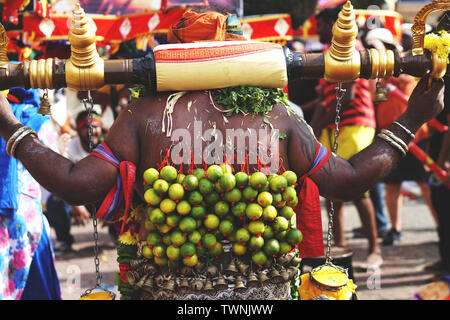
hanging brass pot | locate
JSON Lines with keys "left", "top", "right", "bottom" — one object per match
{"left": 269, "top": 268, "right": 284, "bottom": 284}
{"left": 203, "top": 277, "right": 215, "bottom": 293}
{"left": 136, "top": 273, "right": 149, "bottom": 289}
{"left": 288, "top": 266, "right": 299, "bottom": 280}
{"left": 214, "top": 274, "right": 228, "bottom": 291}
{"left": 233, "top": 275, "right": 247, "bottom": 293}
{"left": 374, "top": 80, "right": 388, "bottom": 104}
{"left": 178, "top": 277, "right": 190, "bottom": 293}
{"left": 164, "top": 278, "right": 176, "bottom": 293}
{"left": 237, "top": 261, "right": 250, "bottom": 275}
{"left": 142, "top": 276, "right": 154, "bottom": 293}
{"left": 142, "top": 263, "right": 157, "bottom": 275}
{"left": 223, "top": 259, "right": 238, "bottom": 276}
{"left": 37, "top": 90, "right": 52, "bottom": 115}
{"left": 246, "top": 271, "right": 259, "bottom": 288}
{"left": 154, "top": 274, "right": 165, "bottom": 288}
{"left": 124, "top": 271, "right": 139, "bottom": 287}
{"left": 280, "top": 267, "right": 290, "bottom": 282}
{"left": 206, "top": 264, "right": 218, "bottom": 278}
{"left": 192, "top": 278, "right": 204, "bottom": 291}
{"left": 258, "top": 271, "right": 270, "bottom": 286}
{"left": 129, "top": 258, "right": 147, "bottom": 271}
{"left": 290, "top": 256, "right": 302, "bottom": 267}
{"left": 194, "top": 260, "right": 204, "bottom": 274}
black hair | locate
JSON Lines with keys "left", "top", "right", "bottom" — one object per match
{"left": 401, "top": 33, "right": 413, "bottom": 52}
{"left": 315, "top": 5, "right": 342, "bottom": 23}
{"left": 189, "top": 4, "right": 230, "bottom": 16}
{"left": 76, "top": 110, "right": 100, "bottom": 124}
{"left": 437, "top": 10, "right": 450, "bottom": 32}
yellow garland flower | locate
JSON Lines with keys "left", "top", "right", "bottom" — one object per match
{"left": 424, "top": 31, "right": 450, "bottom": 63}
{"left": 118, "top": 230, "right": 139, "bottom": 245}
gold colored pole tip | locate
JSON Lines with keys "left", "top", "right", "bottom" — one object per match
{"left": 0, "top": 23, "right": 9, "bottom": 66}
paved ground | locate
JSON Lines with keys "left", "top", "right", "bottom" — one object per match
{"left": 52, "top": 184, "right": 444, "bottom": 300}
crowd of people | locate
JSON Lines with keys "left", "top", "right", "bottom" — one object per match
{"left": 0, "top": 4, "right": 448, "bottom": 300}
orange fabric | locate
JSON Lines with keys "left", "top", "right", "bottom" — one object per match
{"left": 167, "top": 11, "right": 247, "bottom": 43}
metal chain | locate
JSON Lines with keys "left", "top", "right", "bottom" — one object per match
{"left": 325, "top": 83, "right": 346, "bottom": 265}
{"left": 81, "top": 91, "right": 102, "bottom": 289}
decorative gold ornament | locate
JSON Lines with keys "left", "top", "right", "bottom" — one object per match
{"left": 374, "top": 80, "right": 388, "bottom": 104}
{"left": 203, "top": 277, "right": 214, "bottom": 293}
{"left": 247, "top": 271, "right": 259, "bottom": 287}
{"left": 0, "top": 24, "right": 9, "bottom": 68}
{"left": 324, "top": 1, "right": 361, "bottom": 82}
{"left": 233, "top": 275, "right": 247, "bottom": 293}
{"left": 65, "top": 3, "right": 104, "bottom": 90}
{"left": 38, "top": 89, "right": 52, "bottom": 115}
{"left": 214, "top": 274, "right": 228, "bottom": 291}
{"left": 29, "top": 58, "right": 54, "bottom": 89}
{"left": 411, "top": 0, "right": 450, "bottom": 56}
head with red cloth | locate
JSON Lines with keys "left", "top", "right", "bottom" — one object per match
{"left": 75, "top": 109, "right": 103, "bottom": 151}
{"left": 167, "top": 7, "right": 247, "bottom": 44}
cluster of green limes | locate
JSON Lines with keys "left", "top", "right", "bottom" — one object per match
{"left": 141, "top": 163, "right": 303, "bottom": 270}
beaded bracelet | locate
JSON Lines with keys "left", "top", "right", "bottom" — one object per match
{"left": 381, "top": 129, "right": 409, "bottom": 153}
{"left": 392, "top": 121, "right": 415, "bottom": 140}
{"left": 377, "top": 132, "right": 407, "bottom": 157}
{"left": 6, "top": 126, "right": 37, "bottom": 158}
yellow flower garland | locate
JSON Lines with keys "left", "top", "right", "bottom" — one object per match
{"left": 424, "top": 31, "right": 450, "bottom": 64}
{"left": 118, "top": 230, "right": 139, "bottom": 245}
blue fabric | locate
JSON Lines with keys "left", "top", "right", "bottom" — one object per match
{"left": 20, "top": 222, "right": 61, "bottom": 300}
{"left": 0, "top": 88, "right": 48, "bottom": 219}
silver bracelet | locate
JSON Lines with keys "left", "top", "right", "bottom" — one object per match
{"left": 7, "top": 127, "right": 37, "bottom": 158}
{"left": 381, "top": 129, "right": 409, "bottom": 153}
{"left": 377, "top": 132, "right": 407, "bottom": 157}
{"left": 6, "top": 126, "right": 28, "bottom": 155}
{"left": 392, "top": 121, "right": 415, "bottom": 140}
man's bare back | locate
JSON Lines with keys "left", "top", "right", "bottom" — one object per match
{"left": 105, "top": 90, "right": 308, "bottom": 202}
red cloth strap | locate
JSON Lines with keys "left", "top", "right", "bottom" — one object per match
{"left": 293, "top": 142, "right": 331, "bottom": 258}
{"left": 293, "top": 178, "right": 325, "bottom": 258}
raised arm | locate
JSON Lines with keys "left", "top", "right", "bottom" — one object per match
{"left": 0, "top": 92, "right": 140, "bottom": 206}
{"left": 288, "top": 77, "right": 445, "bottom": 201}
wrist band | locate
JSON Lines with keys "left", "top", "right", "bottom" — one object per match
{"left": 381, "top": 129, "right": 409, "bottom": 153}
{"left": 392, "top": 121, "right": 415, "bottom": 140}
{"left": 6, "top": 126, "right": 28, "bottom": 154}
{"left": 377, "top": 132, "right": 407, "bottom": 157}
{"left": 6, "top": 126, "right": 37, "bottom": 158}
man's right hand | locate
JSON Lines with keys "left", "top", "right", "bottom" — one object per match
{"left": 403, "top": 77, "right": 445, "bottom": 132}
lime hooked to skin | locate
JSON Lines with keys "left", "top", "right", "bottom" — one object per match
{"left": 160, "top": 165, "right": 178, "bottom": 183}
{"left": 250, "top": 172, "right": 268, "bottom": 190}
{"left": 153, "top": 179, "right": 169, "bottom": 194}
{"left": 183, "top": 175, "right": 199, "bottom": 191}
{"left": 143, "top": 168, "right": 159, "bottom": 185}
{"left": 206, "top": 164, "right": 223, "bottom": 182}
{"left": 168, "top": 183, "right": 184, "bottom": 200}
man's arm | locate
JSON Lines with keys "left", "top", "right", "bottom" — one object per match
{"left": 288, "top": 77, "right": 445, "bottom": 201}
{"left": 0, "top": 92, "right": 141, "bottom": 206}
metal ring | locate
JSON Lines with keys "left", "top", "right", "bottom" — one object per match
{"left": 45, "top": 58, "right": 53, "bottom": 89}
{"left": 36, "top": 59, "right": 46, "bottom": 89}
{"left": 369, "top": 48, "right": 379, "bottom": 78}
{"left": 385, "top": 50, "right": 395, "bottom": 77}
{"left": 377, "top": 49, "right": 387, "bottom": 78}
{"left": 28, "top": 60, "right": 37, "bottom": 89}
